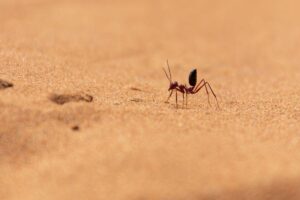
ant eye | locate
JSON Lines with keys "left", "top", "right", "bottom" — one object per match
{"left": 189, "top": 69, "right": 197, "bottom": 86}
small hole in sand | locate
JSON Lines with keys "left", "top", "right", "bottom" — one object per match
{"left": 71, "top": 125, "right": 80, "bottom": 131}
{"left": 0, "top": 79, "right": 13, "bottom": 90}
{"left": 50, "top": 93, "right": 93, "bottom": 105}
{"left": 130, "top": 98, "right": 143, "bottom": 102}
{"left": 130, "top": 87, "right": 142, "bottom": 92}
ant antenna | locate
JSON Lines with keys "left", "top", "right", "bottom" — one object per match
{"left": 162, "top": 67, "right": 171, "bottom": 83}
{"left": 166, "top": 60, "right": 172, "bottom": 81}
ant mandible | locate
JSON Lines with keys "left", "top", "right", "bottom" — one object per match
{"left": 163, "top": 60, "right": 220, "bottom": 108}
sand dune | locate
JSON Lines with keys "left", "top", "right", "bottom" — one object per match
{"left": 1, "top": 0, "right": 300, "bottom": 199}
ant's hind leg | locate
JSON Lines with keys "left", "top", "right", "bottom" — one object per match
{"left": 194, "top": 79, "right": 206, "bottom": 92}
{"left": 193, "top": 81, "right": 212, "bottom": 107}
{"left": 204, "top": 83, "right": 211, "bottom": 107}
{"left": 206, "top": 82, "right": 220, "bottom": 109}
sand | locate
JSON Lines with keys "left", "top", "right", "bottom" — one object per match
{"left": 1, "top": 0, "right": 300, "bottom": 199}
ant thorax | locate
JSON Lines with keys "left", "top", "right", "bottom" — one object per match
{"left": 169, "top": 81, "right": 178, "bottom": 90}
{"left": 177, "top": 84, "right": 186, "bottom": 93}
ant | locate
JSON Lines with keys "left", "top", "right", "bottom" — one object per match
{"left": 163, "top": 60, "right": 219, "bottom": 108}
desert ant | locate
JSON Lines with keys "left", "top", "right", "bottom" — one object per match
{"left": 163, "top": 60, "right": 219, "bottom": 108}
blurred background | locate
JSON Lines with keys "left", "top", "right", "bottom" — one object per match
{"left": 1, "top": 0, "right": 300, "bottom": 93}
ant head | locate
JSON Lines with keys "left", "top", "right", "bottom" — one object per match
{"left": 163, "top": 60, "right": 179, "bottom": 91}
{"left": 168, "top": 81, "right": 178, "bottom": 91}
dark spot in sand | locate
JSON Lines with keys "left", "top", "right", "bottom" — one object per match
{"left": 228, "top": 100, "right": 238, "bottom": 105}
{"left": 227, "top": 100, "right": 239, "bottom": 107}
{"left": 71, "top": 125, "right": 80, "bottom": 131}
{"left": 130, "top": 87, "right": 142, "bottom": 92}
{"left": 130, "top": 98, "right": 143, "bottom": 102}
{"left": 0, "top": 79, "right": 13, "bottom": 90}
{"left": 50, "top": 93, "right": 93, "bottom": 105}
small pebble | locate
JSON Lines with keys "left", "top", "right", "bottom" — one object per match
{"left": 72, "top": 125, "right": 80, "bottom": 131}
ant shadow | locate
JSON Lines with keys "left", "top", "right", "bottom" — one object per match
{"left": 165, "top": 101, "right": 218, "bottom": 110}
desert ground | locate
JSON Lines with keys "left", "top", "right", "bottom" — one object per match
{"left": 1, "top": 0, "right": 300, "bottom": 199}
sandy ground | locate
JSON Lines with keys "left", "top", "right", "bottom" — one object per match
{"left": 1, "top": 0, "right": 300, "bottom": 199}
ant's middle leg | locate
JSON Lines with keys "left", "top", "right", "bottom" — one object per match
{"left": 186, "top": 93, "right": 188, "bottom": 107}
{"left": 182, "top": 92, "right": 185, "bottom": 107}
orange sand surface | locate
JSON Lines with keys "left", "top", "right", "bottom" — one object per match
{"left": 1, "top": 0, "right": 300, "bottom": 199}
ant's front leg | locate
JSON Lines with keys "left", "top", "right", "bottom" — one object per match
{"left": 175, "top": 86, "right": 186, "bottom": 109}
{"left": 165, "top": 90, "right": 173, "bottom": 103}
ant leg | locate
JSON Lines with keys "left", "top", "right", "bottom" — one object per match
{"left": 193, "top": 81, "right": 206, "bottom": 93}
{"left": 186, "top": 93, "right": 188, "bottom": 107}
{"left": 194, "top": 79, "right": 206, "bottom": 92}
{"left": 193, "top": 80, "right": 212, "bottom": 107}
{"left": 205, "top": 82, "right": 220, "bottom": 109}
{"left": 193, "top": 81, "right": 211, "bottom": 107}
{"left": 182, "top": 92, "right": 185, "bottom": 107}
{"left": 204, "top": 83, "right": 211, "bottom": 107}
{"left": 165, "top": 90, "right": 173, "bottom": 103}
{"left": 192, "top": 79, "right": 219, "bottom": 108}
{"left": 175, "top": 90, "right": 178, "bottom": 108}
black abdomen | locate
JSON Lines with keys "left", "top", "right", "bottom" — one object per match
{"left": 189, "top": 69, "right": 197, "bottom": 86}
